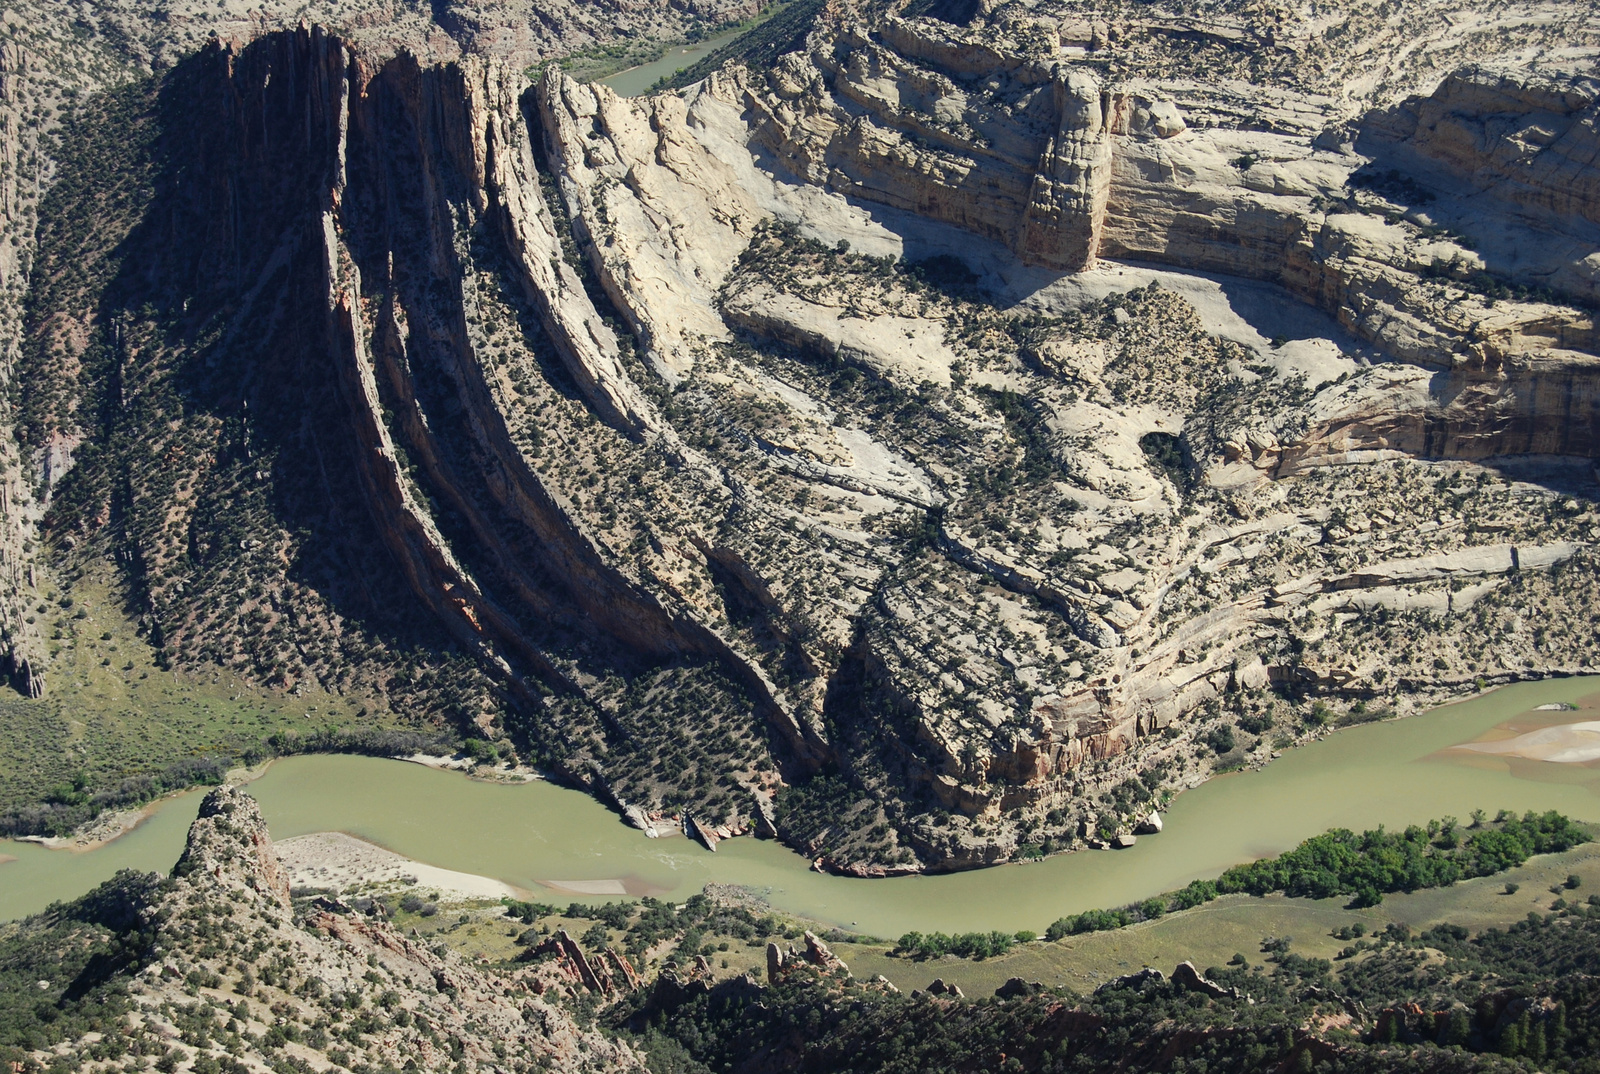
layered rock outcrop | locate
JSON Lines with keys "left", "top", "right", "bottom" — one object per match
{"left": 13, "top": 2, "right": 1600, "bottom": 874}
{"left": 509, "top": 1, "right": 1600, "bottom": 868}
{"left": 1369, "top": 63, "right": 1600, "bottom": 229}
{"left": 0, "top": 0, "right": 773, "bottom": 711}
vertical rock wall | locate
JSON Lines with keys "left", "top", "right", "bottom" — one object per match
{"left": 1017, "top": 70, "right": 1113, "bottom": 270}
{"left": 0, "top": 42, "right": 49, "bottom": 697}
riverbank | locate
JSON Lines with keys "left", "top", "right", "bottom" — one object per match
{"left": 840, "top": 838, "right": 1600, "bottom": 995}
{"left": 0, "top": 569, "right": 442, "bottom": 851}
{"left": 6, "top": 675, "right": 1600, "bottom": 928}
{"left": 4, "top": 750, "right": 528, "bottom": 860}
{"left": 397, "top": 753, "right": 544, "bottom": 783}
{"left": 383, "top": 828, "right": 1600, "bottom": 997}
{"left": 525, "top": 2, "right": 791, "bottom": 96}
{"left": 596, "top": 0, "right": 794, "bottom": 96}
{"left": 14, "top": 796, "right": 171, "bottom": 852}
{"left": 595, "top": 27, "right": 750, "bottom": 96}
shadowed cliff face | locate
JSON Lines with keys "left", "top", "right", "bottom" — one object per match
{"left": 329, "top": 46, "right": 831, "bottom": 775}
{"left": 42, "top": 29, "right": 817, "bottom": 833}
{"left": 0, "top": 0, "right": 801, "bottom": 728}
{"left": 22, "top": 34, "right": 509, "bottom": 729}
{"left": 15, "top": 5, "right": 1600, "bottom": 875}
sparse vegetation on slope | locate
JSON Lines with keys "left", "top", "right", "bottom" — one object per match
{"left": 630, "top": 904, "right": 1600, "bottom": 1074}
{"left": 3, "top": 0, "right": 1600, "bottom": 879}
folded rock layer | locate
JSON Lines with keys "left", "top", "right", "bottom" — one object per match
{"left": 10, "top": 1, "right": 1600, "bottom": 872}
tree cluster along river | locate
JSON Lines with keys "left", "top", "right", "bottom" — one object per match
{"left": 4, "top": 678, "right": 1599, "bottom": 933}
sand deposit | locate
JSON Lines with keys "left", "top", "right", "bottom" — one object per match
{"left": 1452, "top": 722, "right": 1600, "bottom": 764}
{"left": 274, "top": 831, "right": 527, "bottom": 901}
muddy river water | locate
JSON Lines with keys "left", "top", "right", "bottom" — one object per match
{"left": 596, "top": 14, "right": 772, "bottom": 98}
{"left": 5, "top": 677, "right": 1599, "bottom": 933}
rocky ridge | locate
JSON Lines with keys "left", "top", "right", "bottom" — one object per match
{"left": 47, "top": 785, "right": 646, "bottom": 1074}
{"left": 0, "top": 0, "right": 772, "bottom": 704}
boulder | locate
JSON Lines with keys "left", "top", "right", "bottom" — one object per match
{"left": 1235, "top": 656, "right": 1270, "bottom": 692}
{"left": 687, "top": 814, "right": 721, "bottom": 851}
{"left": 802, "top": 930, "right": 848, "bottom": 974}
{"left": 1172, "top": 961, "right": 1237, "bottom": 998}
{"left": 752, "top": 791, "right": 778, "bottom": 839}
{"left": 1146, "top": 99, "right": 1187, "bottom": 138}
{"left": 995, "top": 977, "right": 1043, "bottom": 999}
{"left": 766, "top": 941, "right": 785, "bottom": 982}
{"left": 1097, "top": 967, "right": 1166, "bottom": 994}
{"left": 624, "top": 804, "right": 661, "bottom": 839}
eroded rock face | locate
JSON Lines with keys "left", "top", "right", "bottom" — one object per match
{"left": 479, "top": 5, "right": 1600, "bottom": 870}
{"left": 751, "top": 10, "right": 1600, "bottom": 374}
{"left": 1018, "top": 69, "right": 1115, "bottom": 270}
{"left": 0, "top": 0, "right": 766, "bottom": 715}
{"left": 13, "top": 3, "right": 1600, "bottom": 874}
{"left": 1369, "top": 64, "right": 1600, "bottom": 228}
{"left": 172, "top": 785, "right": 294, "bottom": 911}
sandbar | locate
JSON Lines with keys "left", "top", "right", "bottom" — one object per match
{"left": 396, "top": 753, "right": 543, "bottom": 783}
{"left": 275, "top": 831, "right": 528, "bottom": 902}
{"left": 1451, "top": 721, "right": 1600, "bottom": 764}
{"left": 539, "top": 878, "right": 629, "bottom": 895}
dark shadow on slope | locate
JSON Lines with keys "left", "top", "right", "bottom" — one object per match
{"left": 37, "top": 36, "right": 485, "bottom": 715}
{"left": 900, "top": 0, "right": 982, "bottom": 26}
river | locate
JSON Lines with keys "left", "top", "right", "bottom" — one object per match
{"left": 597, "top": 16, "right": 768, "bottom": 97}
{"left": 4, "top": 677, "right": 1599, "bottom": 933}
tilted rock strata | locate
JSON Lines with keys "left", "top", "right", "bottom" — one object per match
{"left": 173, "top": 15, "right": 1600, "bottom": 870}
{"left": 12, "top": 3, "right": 1600, "bottom": 874}
{"left": 159, "top": 28, "right": 830, "bottom": 809}
{"left": 511, "top": 6, "right": 1600, "bottom": 866}
{"left": 0, "top": 0, "right": 772, "bottom": 706}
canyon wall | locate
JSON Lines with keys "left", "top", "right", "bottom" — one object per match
{"left": 521, "top": 6, "right": 1600, "bottom": 867}
{"left": 11, "top": 1, "right": 1600, "bottom": 872}
{"left": 746, "top": 13, "right": 1600, "bottom": 476}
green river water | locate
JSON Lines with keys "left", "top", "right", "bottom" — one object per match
{"left": 5, "top": 677, "right": 1599, "bottom": 933}
{"left": 597, "top": 23, "right": 754, "bottom": 97}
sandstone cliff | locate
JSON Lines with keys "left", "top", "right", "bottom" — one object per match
{"left": 0, "top": 0, "right": 774, "bottom": 707}
{"left": 9, "top": 1, "right": 1600, "bottom": 873}
{"left": 504, "top": 1, "right": 1600, "bottom": 867}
